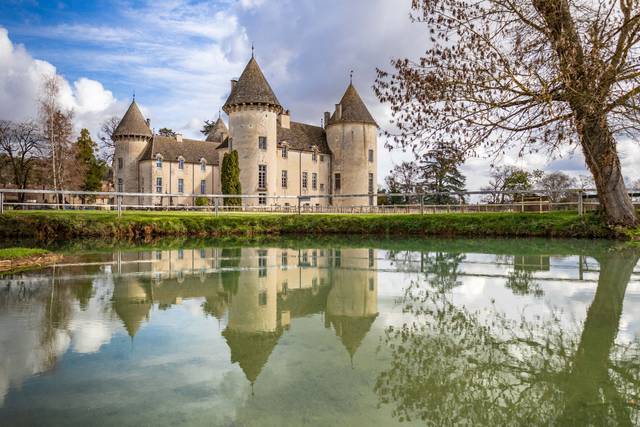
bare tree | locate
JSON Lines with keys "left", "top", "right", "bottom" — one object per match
{"left": 39, "top": 74, "right": 74, "bottom": 202}
{"left": 385, "top": 161, "right": 422, "bottom": 204}
{"left": 98, "top": 116, "right": 120, "bottom": 163}
{"left": 537, "top": 171, "right": 576, "bottom": 202}
{"left": 0, "top": 120, "right": 45, "bottom": 201}
{"left": 375, "top": 0, "right": 640, "bottom": 226}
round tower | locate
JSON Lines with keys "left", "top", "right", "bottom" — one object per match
{"left": 112, "top": 99, "right": 152, "bottom": 201}
{"left": 325, "top": 83, "right": 378, "bottom": 207}
{"left": 222, "top": 57, "right": 282, "bottom": 207}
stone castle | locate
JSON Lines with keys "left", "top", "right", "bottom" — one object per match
{"left": 112, "top": 55, "right": 378, "bottom": 207}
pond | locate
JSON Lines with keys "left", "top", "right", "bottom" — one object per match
{"left": 0, "top": 238, "right": 639, "bottom": 426}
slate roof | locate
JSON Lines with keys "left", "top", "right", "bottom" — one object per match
{"left": 141, "top": 135, "right": 220, "bottom": 165}
{"left": 206, "top": 118, "right": 228, "bottom": 143}
{"left": 113, "top": 100, "right": 152, "bottom": 138}
{"left": 277, "top": 121, "right": 331, "bottom": 154}
{"left": 223, "top": 57, "right": 282, "bottom": 113}
{"left": 327, "top": 83, "right": 377, "bottom": 126}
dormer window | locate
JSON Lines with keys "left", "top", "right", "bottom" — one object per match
{"left": 200, "top": 159, "right": 206, "bottom": 172}
{"left": 178, "top": 157, "right": 185, "bottom": 170}
{"left": 282, "top": 144, "right": 288, "bottom": 158}
{"left": 312, "top": 148, "right": 318, "bottom": 162}
{"left": 156, "top": 155, "right": 163, "bottom": 169}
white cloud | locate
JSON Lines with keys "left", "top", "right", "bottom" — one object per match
{"left": 0, "top": 27, "right": 125, "bottom": 139}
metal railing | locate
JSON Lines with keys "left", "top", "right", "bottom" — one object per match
{"left": 0, "top": 187, "right": 637, "bottom": 217}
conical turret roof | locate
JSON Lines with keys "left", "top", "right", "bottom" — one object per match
{"left": 222, "top": 328, "right": 282, "bottom": 384}
{"left": 327, "top": 314, "right": 378, "bottom": 359}
{"left": 114, "top": 100, "right": 152, "bottom": 138}
{"left": 328, "top": 83, "right": 377, "bottom": 126}
{"left": 206, "top": 117, "right": 228, "bottom": 142}
{"left": 223, "top": 57, "right": 282, "bottom": 113}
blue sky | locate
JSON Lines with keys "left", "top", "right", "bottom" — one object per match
{"left": 0, "top": 0, "right": 638, "bottom": 187}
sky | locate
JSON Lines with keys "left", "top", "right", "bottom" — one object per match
{"left": 0, "top": 0, "right": 639, "bottom": 188}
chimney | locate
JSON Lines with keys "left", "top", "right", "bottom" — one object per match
{"left": 176, "top": 134, "right": 183, "bottom": 142}
{"left": 323, "top": 112, "right": 330, "bottom": 128}
{"left": 279, "top": 110, "right": 290, "bottom": 129}
{"left": 335, "top": 104, "right": 342, "bottom": 121}
{"left": 231, "top": 79, "right": 238, "bottom": 91}
{"left": 146, "top": 118, "right": 151, "bottom": 127}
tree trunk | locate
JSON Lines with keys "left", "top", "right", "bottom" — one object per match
{"left": 577, "top": 114, "right": 638, "bottom": 227}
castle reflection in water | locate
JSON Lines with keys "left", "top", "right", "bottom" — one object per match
{"left": 112, "top": 246, "right": 378, "bottom": 385}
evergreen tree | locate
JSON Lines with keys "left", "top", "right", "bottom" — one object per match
{"left": 75, "top": 128, "right": 106, "bottom": 200}
{"left": 419, "top": 144, "right": 466, "bottom": 204}
{"left": 221, "top": 150, "right": 241, "bottom": 206}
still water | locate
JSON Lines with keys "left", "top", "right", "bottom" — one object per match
{"left": 0, "top": 238, "right": 639, "bottom": 426}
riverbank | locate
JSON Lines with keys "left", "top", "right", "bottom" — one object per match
{"left": 0, "top": 247, "right": 62, "bottom": 273}
{"left": 0, "top": 210, "right": 632, "bottom": 240}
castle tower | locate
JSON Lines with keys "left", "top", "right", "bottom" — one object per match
{"left": 222, "top": 57, "right": 283, "bottom": 206}
{"left": 112, "top": 100, "right": 152, "bottom": 203}
{"left": 325, "top": 83, "right": 378, "bottom": 206}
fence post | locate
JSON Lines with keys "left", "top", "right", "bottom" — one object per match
{"left": 297, "top": 196, "right": 301, "bottom": 215}
{"left": 214, "top": 197, "right": 219, "bottom": 216}
{"left": 420, "top": 195, "right": 424, "bottom": 215}
{"left": 578, "top": 190, "right": 584, "bottom": 217}
{"left": 117, "top": 195, "right": 122, "bottom": 217}
{"left": 0, "top": 192, "right": 3, "bottom": 215}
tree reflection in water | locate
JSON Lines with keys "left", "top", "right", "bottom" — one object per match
{"left": 375, "top": 248, "right": 640, "bottom": 425}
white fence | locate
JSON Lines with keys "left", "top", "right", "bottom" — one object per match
{"left": 0, "top": 187, "right": 637, "bottom": 216}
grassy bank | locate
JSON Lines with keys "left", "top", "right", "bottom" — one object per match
{"left": 0, "top": 247, "right": 62, "bottom": 273}
{"left": 0, "top": 210, "right": 629, "bottom": 240}
{"left": 0, "top": 247, "right": 49, "bottom": 260}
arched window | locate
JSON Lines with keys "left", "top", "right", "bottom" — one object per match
{"left": 156, "top": 155, "right": 163, "bottom": 169}
{"left": 178, "top": 157, "right": 185, "bottom": 170}
{"left": 200, "top": 159, "right": 206, "bottom": 172}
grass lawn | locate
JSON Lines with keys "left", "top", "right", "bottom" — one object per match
{"left": 0, "top": 247, "right": 49, "bottom": 260}
{"left": 1, "top": 209, "right": 629, "bottom": 240}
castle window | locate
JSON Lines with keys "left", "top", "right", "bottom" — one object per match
{"left": 258, "top": 165, "right": 267, "bottom": 190}
{"left": 258, "top": 290, "right": 267, "bottom": 305}
{"left": 258, "top": 136, "right": 267, "bottom": 150}
{"left": 200, "top": 180, "right": 206, "bottom": 194}
{"left": 312, "top": 151, "right": 317, "bottom": 162}
{"left": 312, "top": 173, "right": 317, "bottom": 190}
{"left": 258, "top": 250, "right": 268, "bottom": 277}
{"left": 200, "top": 248, "right": 206, "bottom": 259}
{"left": 258, "top": 192, "right": 267, "bottom": 205}
{"left": 117, "top": 157, "right": 123, "bottom": 170}
{"left": 200, "top": 159, "right": 206, "bottom": 172}
{"left": 282, "top": 145, "right": 288, "bottom": 158}
{"left": 368, "top": 149, "right": 374, "bottom": 163}
{"left": 117, "top": 178, "right": 123, "bottom": 193}
{"left": 334, "top": 173, "right": 341, "bottom": 191}
{"left": 369, "top": 249, "right": 374, "bottom": 267}
{"left": 320, "top": 183, "right": 325, "bottom": 191}
{"left": 368, "top": 173, "right": 374, "bottom": 194}
{"left": 156, "top": 177, "right": 163, "bottom": 193}
{"left": 178, "top": 158, "right": 185, "bottom": 170}
{"left": 320, "top": 155, "right": 324, "bottom": 162}
{"left": 178, "top": 178, "right": 184, "bottom": 193}
{"left": 281, "top": 251, "right": 288, "bottom": 268}
{"left": 281, "top": 170, "right": 288, "bottom": 188}
{"left": 156, "top": 155, "right": 163, "bottom": 169}
{"left": 178, "top": 249, "right": 184, "bottom": 260}
{"left": 302, "top": 172, "right": 308, "bottom": 189}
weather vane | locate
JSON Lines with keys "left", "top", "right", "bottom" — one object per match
{"left": 251, "top": 43, "right": 255, "bottom": 58}
{"left": 350, "top": 70, "right": 354, "bottom": 84}
{"left": 132, "top": 90, "right": 136, "bottom": 100}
